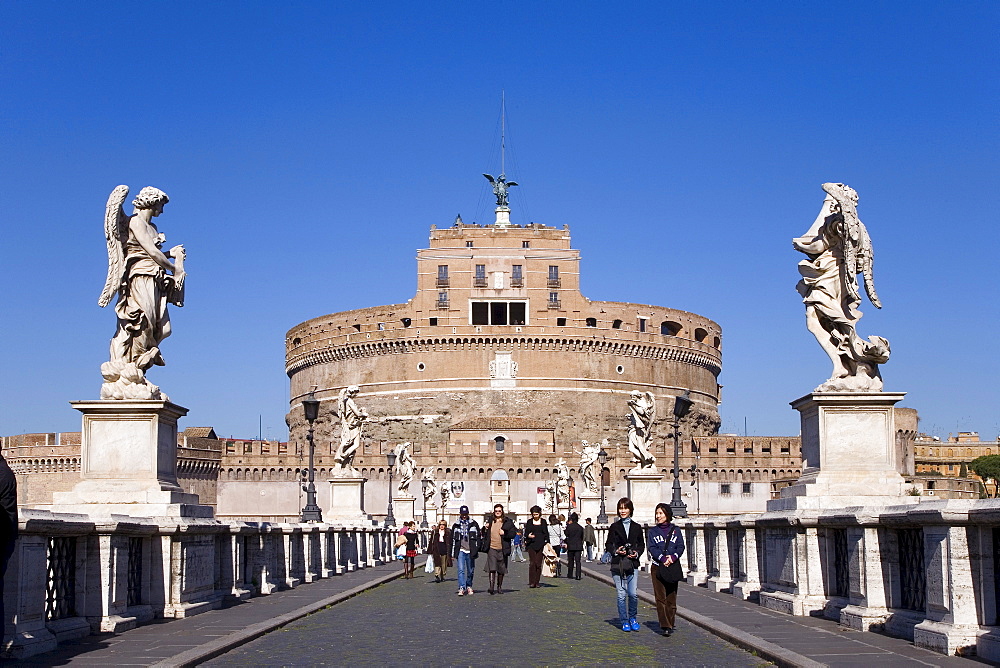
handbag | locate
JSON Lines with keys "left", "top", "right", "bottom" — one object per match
{"left": 657, "top": 559, "right": 684, "bottom": 583}
{"left": 394, "top": 534, "right": 407, "bottom": 549}
{"left": 424, "top": 555, "right": 435, "bottom": 574}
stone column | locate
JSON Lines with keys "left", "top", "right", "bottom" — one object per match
{"left": 685, "top": 523, "right": 709, "bottom": 586}
{"left": 732, "top": 522, "right": 762, "bottom": 601}
{"left": 914, "top": 522, "right": 981, "bottom": 655}
{"left": 706, "top": 522, "right": 734, "bottom": 593}
{"left": 841, "top": 525, "right": 893, "bottom": 630}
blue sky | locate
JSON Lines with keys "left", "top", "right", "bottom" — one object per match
{"left": 1, "top": 2, "right": 997, "bottom": 441}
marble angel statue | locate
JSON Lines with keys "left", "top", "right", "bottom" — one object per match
{"left": 439, "top": 481, "right": 451, "bottom": 509}
{"left": 577, "top": 440, "right": 603, "bottom": 494}
{"left": 555, "top": 459, "right": 572, "bottom": 506}
{"left": 333, "top": 385, "right": 368, "bottom": 473}
{"left": 422, "top": 468, "right": 437, "bottom": 506}
{"left": 626, "top": 391, "right": 656, "bottom": 470}
{"left": 98, "top": 185, "right": 186, "bottom": 400}
{"left": 793, "top": 183, "right": 890, "bottom": 391}
{"left": 393, "top": 442, "right": 415, "bottom": 494}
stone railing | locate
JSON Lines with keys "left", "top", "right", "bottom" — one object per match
{"left": 676, "top": 499, "right": 1000, "bottom": 660}
{"left": 2, "top": 510, "right": 400, "bottom": 659}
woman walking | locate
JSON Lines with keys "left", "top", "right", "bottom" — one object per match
{"left": 481, "top": 503, "right": 516, "bottom": 594}
{"left": 547, "top": 514, "right": 565, "bottom": 577}
{"left": 564, "top": 512, "right": 584, "bottom": 580}
{"left": 523, "top": 506, "right": 549, "bottom": 588}
{"left": 427, "top": 519, "right": 453, "bottom": 582}
{"left": 605, "top": 497, "right": 645, "bottom": 632}
{"left": 648, "top": 502, "right": 686, "bottom": 635}
{"left": 402, "top": 521, "right": 420, "bottom": 578}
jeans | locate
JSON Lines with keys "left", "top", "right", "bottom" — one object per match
{"left": 512, "top": 544, "right": 524, "bottom": 561}
{"left": 457, "top": 551, "right": 475, "bottom": 590}
{"left": 613, "top": 571, "right": 638, "bottom": 623}
{"left": 586, "top": 544, "right": 593, "bottom": 561}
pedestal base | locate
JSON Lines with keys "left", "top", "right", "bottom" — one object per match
{"left": 328, "top": 476, "right": 369, "bottom": 524}
{"left": 767, "top": 391, "right": 915, "bottom": 512}
{"left": 392, "top": 495, "right": 415, "bottom": 524}
{"left": 625, "top": 471, "right": 664, "bottom": 524}
{"left": 51, "top": 400, "right": 213, "bottom": 518}
{"left": 577, "top": 492, "right": 601, "bottom": 522}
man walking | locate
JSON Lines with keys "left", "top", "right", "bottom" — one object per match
{"left": 583, "top": 517, "right": 597, "bottom": 562}
{"left": 451, "top": 505, "right": 480, "bottom": 596}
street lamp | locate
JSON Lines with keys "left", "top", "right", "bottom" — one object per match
{"left": 420, "top": 477, "right": 429, "bottom": 528}
{"left": 300, "top": 391, "right": 323, "bottom": 523}
{"left": 597, "top": 446, "right": 609, "bottom": 525}
{"left": 385, "top": 450, "right": 397, "bottom": 527}
{"left": 670, "top": 390, "right": 694, "bottom": 519}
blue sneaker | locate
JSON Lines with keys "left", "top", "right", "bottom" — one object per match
{"left": 630, "top": 618, "right": 641, "bottom": 632}
{"left": 621, "top": 621, "right": 631, "bottom": 632}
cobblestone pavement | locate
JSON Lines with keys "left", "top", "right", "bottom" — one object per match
{"left": 205, "top": 560, "right": 770, "bottom": 667}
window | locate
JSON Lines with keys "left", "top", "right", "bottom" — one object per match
{"left": 401, "top": 317, "right": 411, "bottom": 327}
{"left": 547, "top": 265, "right": 560, "bottom": 287}
{"left": 511, "top": 264, "right": 523, "bottom": 287}
{"left": 586, "top": 317, "right": 597, "bottom": 327}
{"left": 377, "top": 322, "right": 384, "bottom": 330}
{"left": 522, "top": 241, "right": 530, "bottom": 248}
{"left": 474, "top": 264, "right": 487, "bottom": 287}
{"left": 638, "top": 318, "right": 647, "bottom": 333}
{"left": 437, "top": 265, "right": 449, "bottom": 287}
{"left": 557, "top": 317, "right": 567, "bottom": 326}
{"left": 437, "top": 292, "right": 449, "bottom": 308}
{"left": 428, "top": 317, "right": 438, "bottom": 326}
{"left": 694, "top": 327, "right": 708, "bottom": 342}
{"left": 471, "top": 301, "right": 526, "bottom": 325}
{"left": 548, "top": 292, "right": 560, "bottom": 308}
{"left": 660, "top": 321, "right": 682, "bottom": 336}
{"left": 494, "top": 436, "right": 506, "bottom": 453}
{"left": 720, "top": 483, "right": 731, "bottom": 495}
{"left": 612, "top": 319, "right": 622, "bottom": 329}
{"left": 742, "top": 483, "right": 752, "bottom": 495}
{"left": 466, "top": 241, "right": 473, "bottom": 247}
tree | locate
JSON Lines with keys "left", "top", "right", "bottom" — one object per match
{"left": 969, "top": 455, "right": 1000, "bottom": 497}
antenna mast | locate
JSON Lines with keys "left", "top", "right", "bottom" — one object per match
{"left": 500, "top": 89, "right": 506, "bottom": 176}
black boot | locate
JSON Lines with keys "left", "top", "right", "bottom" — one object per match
{"left": 497, "top": 573, "right": 504, "bottom": 594}
{"left": 488, "top": 572, "right": 496, "bottom": 595}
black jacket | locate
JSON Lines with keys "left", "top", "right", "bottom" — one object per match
{"left": 451, "top": 519, "right": 481, "bottom": 559}
{"left": 605, "top": 517, "right": 645, "bottom": 573}
{"left": 523, "top": 518, "right": 549, "bottom": 551}
{"left": 0, "top": 455, "right": 17, "bottom": 545}
{"left": 480, "top": 516, "right": 517, "bottom": 555}
{"left": 564, "top": 521, "right": 585, "bottom": 551}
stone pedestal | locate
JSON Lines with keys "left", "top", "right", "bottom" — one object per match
{"left": 625, "top": 470, "right": 664, "bottom": 523}
{"left": 392, "top": 495, "right": 415, "bottom": 524}
{"left": 51, "top": 400, "right": 212, "bottom": 518}
{"left": 577, "top": 491, "right": 602, "bottom": 522}
{"left": 768, "top": 392, "right": 917, "bottom": 511}
{"left": 328, "top": 475, "right": 369, "bottom": 524}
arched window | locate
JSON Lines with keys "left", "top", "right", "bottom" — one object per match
{"left": 586, "top": 317, "right": 597, "bottom": 327}
{"left": 660, "top": 321, "right": 682, "bottom": 336}
{"left": 694, "top": 328, "right": 708, "bottom": 342}
{"left": 494, "top": 436, "right": 506, "bottom": 453}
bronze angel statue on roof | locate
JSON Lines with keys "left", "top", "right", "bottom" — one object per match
{"left": 793, "top": 182, "right": 889, "bottom": 392}
{"left": 483, "top": 173, "right": 517, "bottom": 207}
{"left": 98, "top": 185, "right": 186, "bottom": 400}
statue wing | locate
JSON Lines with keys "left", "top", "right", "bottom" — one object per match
{"left": 98, "top": 185, "right": 129, "bottom": 307}
{"left": 644, "top": 392, "right": 656, "bottom": 423}
{"left": 506, "top": 181, "right": 518, "bottom": 187}
{"left": 483, "top": 173, "right": 496, "bottom": 184}
{"left": 856, "top": 222, "right": 882, "bottom": 308}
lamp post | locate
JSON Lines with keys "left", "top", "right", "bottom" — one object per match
{"left": 420, "top": 478, "right": 429, "bottom": 528}
{"left": 385, "top": 450, "right": 397, "bottom": 527}
{"left": 597, "top": 446, "right": 609, "bottom": 525}
{"left": 670, "top": 390, "right": 694, "bottom": 519}
{"left": 300, "top": 391, "right": 323, "bottom": 523}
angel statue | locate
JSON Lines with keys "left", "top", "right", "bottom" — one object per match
{"left": 393, "top": 442, "right": 415, "bottom": 495}
{"left": 98, "top": 185, "right": 186, "bottom": 400}
{"left": 483, "top": 173, "right": 518, "bottom": 208}
{"left": 332, "top": 385, "right": 368, "bottom": 474}
{"left": 793, "top": 183, "right": 890, "bottom": 392}
{"left": 543, "top": 480, "right": 557, "bottom": 514}
{"left": 577, "top": 440, "right": 603, "bottom": 494}
{"left": 626, "top": 390, "right": 656, "bottom": 470}
{"left": 422, "top": 469, "right": 437, "bottom": 506}
{"left": 554, "top": 459, "right": 571, "bottom": 507}
{"left": 439, "top": 481, "right": 451, "bottom": 509}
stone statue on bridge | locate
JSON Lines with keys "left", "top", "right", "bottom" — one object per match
{"left": 99, "top": 185, "right": 186, "bottom": 401}
{"left": 333, "top": 385, "right": 368, "bottom": 474}
{"left": 793, "top": 182, "right": 890, "bottom": 392}
{"left": 626, "top": 391, "right": 656, "bottom": 470}
{"left": 393, "top": 442, "right": 415, "bottom": 494}
{"left": 577, "top": 440, "right": 602, "bottom": 494}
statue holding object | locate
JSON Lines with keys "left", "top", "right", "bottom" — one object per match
{"left": 333, "top": 385, "right": 368, "bottom": 474}
{"left": 99, "top": 185, "right": 186, "bottom": 401}
{"left": 626, "top": 391, "right": 656, "bottom": 470}
{"left": 793, "top": 183, "right": 890, "bottom": 392}
{"left": 393, "top": 442, "right": 415, "bottom": 494}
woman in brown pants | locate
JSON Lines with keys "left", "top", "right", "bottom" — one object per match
{"left": 522, "top": 505, "right": 549, "bottom": 588}
{"left": 646, "top": 502, "right": 686, "bottom": 635}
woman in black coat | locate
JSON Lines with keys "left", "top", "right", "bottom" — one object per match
{"left": 426, "top": 519, "right": 453, "bottom": 582}
{"left": 563, "top": 512, "right": 585, "bottom": 580}
{"left": 481, "top": 503, "right": 517, "bottom": 594}
{"left": 522, "top": 505, "right": 549, "bottom": 588}
{"left": 604, "top": 497, "right": 645, "bottom": 632}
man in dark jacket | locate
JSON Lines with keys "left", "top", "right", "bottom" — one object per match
{"left": 564, "top": 512, "right": 585, "bottom": 579}
{"left": 583, "top": 517, "right": 597, "bottom": 562}
{"left": 451, "top": 505, "right": 480, "bottom": 595}
{"left": 0, "top": 452, "right": 18, "bottom": 631}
